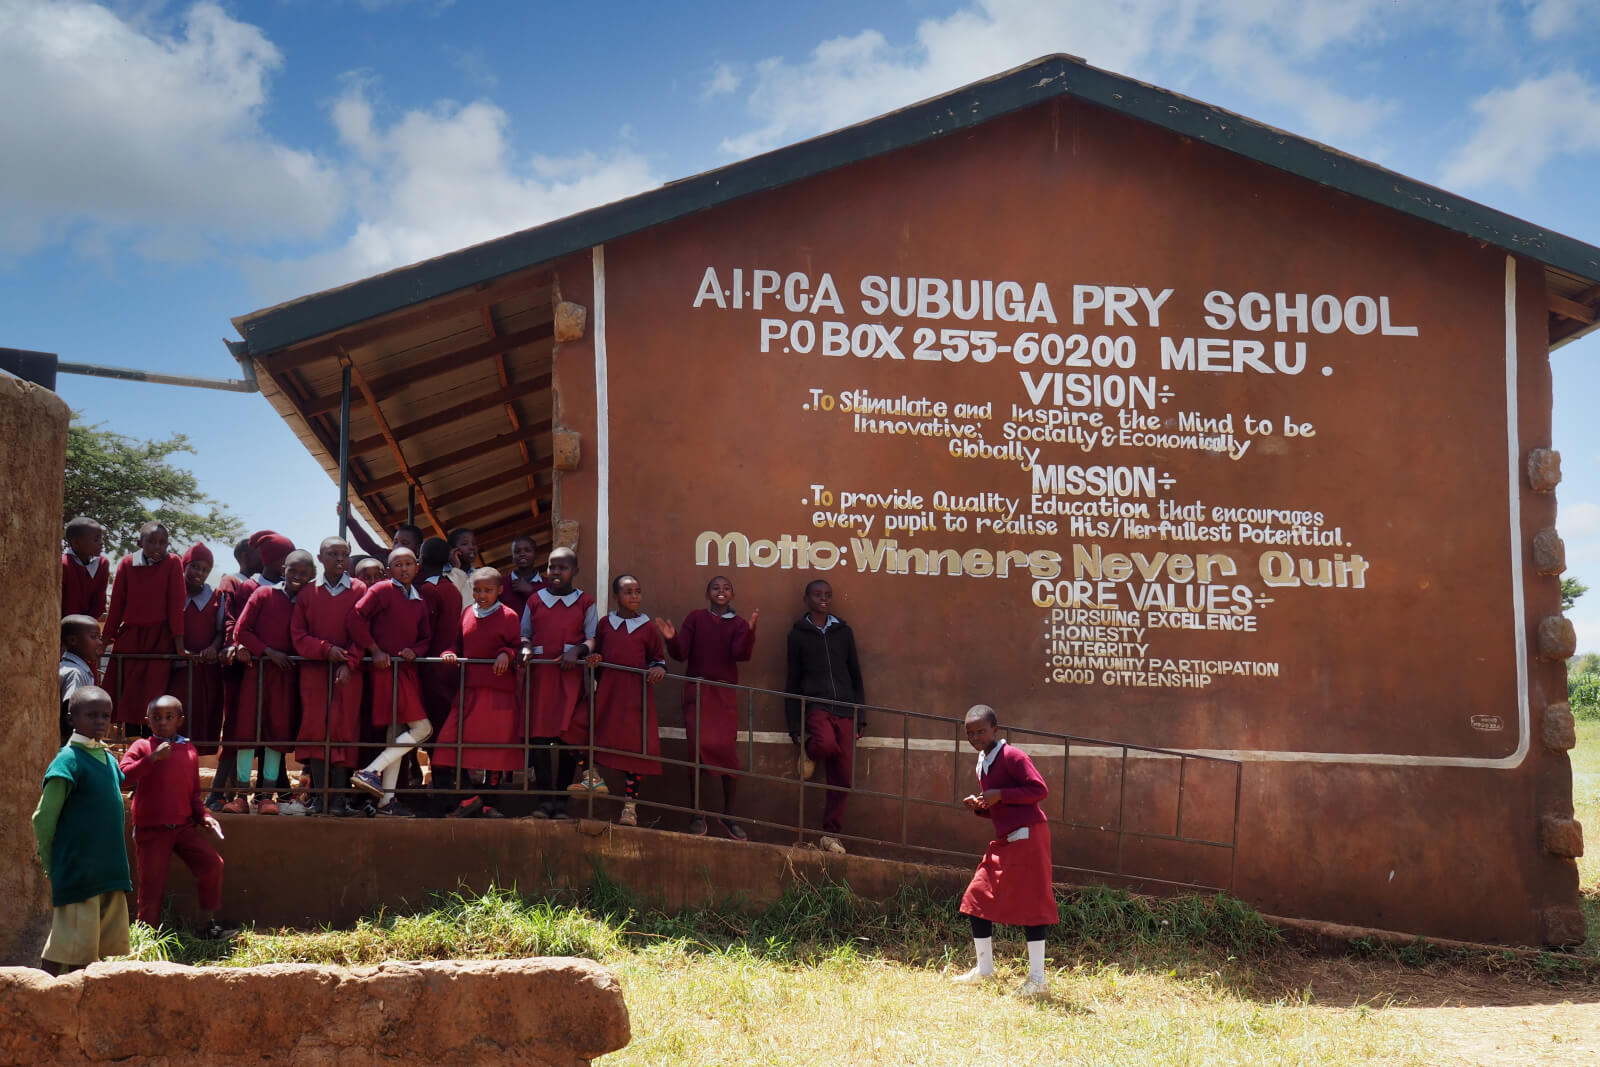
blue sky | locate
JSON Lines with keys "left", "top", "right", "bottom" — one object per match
{"left": 4, "top": 0, "right": 1600, "bottom": 648}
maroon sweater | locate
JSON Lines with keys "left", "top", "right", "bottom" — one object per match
{"left": 236, "top": 584, "right": 298, "bottom": 657}
{"left": 353, "top": 579, "right": 431, "bottom": 656}
{"left": 105, "top": 552, "right": 185, "bottom": 643}
{"left": 973, "top": 742, "right": 1050, "bottom": 838}
{"left": 119, "top": 737, "right": 206, "bottom": 827}
{"left": 291, "top": 579, "right": 368, "bottom": 661}
{"left": 421, "top": 576, "right": 463, "bottom": 658}
{"left": 61, "top": 552, "right": 110, "bottom": 621}
{"left": 666, "top": 609, "right": 755, "bottom": 683}
{"left": 459, "top": 605, "right": 522, "bottom": 692}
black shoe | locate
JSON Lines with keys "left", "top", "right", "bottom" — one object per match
{"left": 197, "top": 921, "right": 240, "bottom": 941}
{"left": 376, "top": 800, "right": 416, "bottom": 818}
{"left": 305, "top": 797, "right": 325, "bottom": 816}
{"left": 204, "top": 795, "right": 224, "bottom": 813}
{"left": 447, "top": 795, "right": 485, "bottom": 819}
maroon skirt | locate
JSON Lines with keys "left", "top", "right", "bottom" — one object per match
{"left": 682, "top": 682, "right": 741, "bottom": 774}
{"left": 960, "top": 822, "right": 1059, "bottom": 927}
{"left": 433, "top": 687, "right": 523, "bottom": 772}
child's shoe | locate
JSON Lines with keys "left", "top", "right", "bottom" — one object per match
{"left": 818, "top": 835, "right": 846, "bottom": 854}
{"left": 480, "top": 805, "right": 506, "bottom": 819}
{"left": 351, "top": 770, "right": 385, "bottom": 798}
{"left": 567, "top": 770, "right": 608, "bottom": 794}
{"left": 687, "top": 816, "right": 709, "bottom": 836}
{"left": 276, "top": 798, "right": 309, "bottom": 816}
{"left": 447, "top": 795, "right": 485, "bottom": 819}
{"left": 951, "top": 966, "right": 995, "bottom": 985}
{"left": 618, "top": 802, "right": 638, "bottom": 827}
{"left": 721, "top": 819, "right": 749, "bottom": 841}
{"left": 221, "top": 796, "right": 250, "bottom": 815}
{"left": 1015, "top": 976, "right": 1049, "bottom": 998}
{"left": 256, "top": 798, "right": 280, "bottom": 816}
{"left": 197, "top": 921, "right": 240, "bottom": 941}
{"left": 376, "top": 800, "right": 416, "bottom": 818}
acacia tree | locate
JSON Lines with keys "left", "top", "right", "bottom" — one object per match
{"left": 63, "top": 415, "right": 244, "bottom": 556}
{"left": 1563, "top": 577, "right": 1588, "bottom": 613}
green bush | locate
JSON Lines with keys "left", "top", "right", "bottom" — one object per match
{"left": 1571, "top": 670, "right": 1600, "bottom": 721}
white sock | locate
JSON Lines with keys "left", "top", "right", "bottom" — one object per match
{"left": 1026, "top": 939, "right": 1046, "bottom": 982}
{"left": 364, "top": 719, "right": 432, "bottom": 777}
{"left": 974, "top": 937, "right": 994, "bottom": 976}
{"left": 379, "top": 760, "right": 401, "bottom": 803}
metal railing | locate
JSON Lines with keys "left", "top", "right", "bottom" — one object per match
{"left": 107, "top": 651, "right": 1244, "bottom": 892}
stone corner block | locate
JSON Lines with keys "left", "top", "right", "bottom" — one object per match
{"left": 1542, "top": 703, "right": 1576, "bottom": 751}
{"left": 1541, "top": 904, "right": 1588, "bottom": 948}
{"left": 554, "top": 519, "right": 581, "bottom": 550}
{"left": 1538, "top": 616, "right": 1577, "bottom": 661}
{"left": 552, "top": 429, "right": 581, "bottom": 472}
{"left": 1541, "top": 814, "right": 1584, "bottom": 858}
{"left": 1531, "top": 527, "right": 1566, "bottom": 575}
{"left": 1527, "top": 448, "right": 1562, "bottom": 491}
{"left": 554, "top": 301, "right": 588, "bottom": 343}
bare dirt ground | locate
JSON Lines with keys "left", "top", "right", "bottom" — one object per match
{"left": 1260, "top": 954, "right": 1600, "bottom": 1066}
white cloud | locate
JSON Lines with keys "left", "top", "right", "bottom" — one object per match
{"left": 702, "top": 62, "right": 740, "bottom": 100}
{"left": 717, "top": 0, "right": 1403, "bottom": 158}
{"left": 0, "top": 1, "right": 343, "bottom": 258}
{"left": 1441, "top": 71, "right": 1600, "bottom": 190}
{"left": 1524, "top": 0, "right": 1600, "bottom": 38}
{"left": 245, "top": 83, "right": 661, "bottom": 302}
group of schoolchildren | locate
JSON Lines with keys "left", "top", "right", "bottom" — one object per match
{"left": 38, "top": 513, "right": 1058, "bottom": 995}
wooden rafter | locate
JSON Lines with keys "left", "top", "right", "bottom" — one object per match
{"left": 425, "top": 463, "right": 551, "bottom": 513}
{"left": 474, "top": 513, "right": 554, "bottom": 555}
{"left": 300, "top": 320, "right": 553, "bottom": 417}
{"left": 483, "top": 305, "right": 544, "bottom": 518}
{"left": 362, "top": 423, "right": 551, "bottom": 492}
{"left": 342, "top": 351, "right": 447, "bottom": 538}
{"left": 346, "top": 376, "right": 551, "bottom": 455}
{"left": 1548, "top": 290, "right": 1598, "bottom": 325}
{"left": 260, "top": 271, "right": 552, "bottom": 372}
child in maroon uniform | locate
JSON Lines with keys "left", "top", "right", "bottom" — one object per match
{"left": 352, "top": 555, "right": 385, "bottom": 586}
{"left": 435, "top": 568, "right": 522, "bottom": 818}
{"left": 167, "top": 544, "right": 225, "bottom": 760}
{"left": 350, "top": 547, "right": 432, "bottom": 817}
{"left": 784, "top": 579, "right": 866, "bottom": 855}
{"left": 118, "top": 696, "right": 229, "bottom": 936}
{"left": 226, "top": 549, "right": 314, "bottom": 814}
{"left": 500, "top": 534, "right": 544, "bottom": 621}
{"left": 209, "top": 537, "right": 264, "bottom": 811}
{"left": 61, "top": 516, "right": 109, "bottom": 622}
{"left": 59, "top": 616, "right": 102, "bottom": 745}
{"left": 418, "top": 537, "right": 465, "bottom": 737}
{"left": 953, "top": 704, "right": 1057, "bottom": 997}
{"left": 104, "top": 522, "right": 186, "bottom": 729}
{"left": 517, "top": 547, "right": 598, "bottom": 820}
{"left": 659, "top": 575, "right": 758, "bottom": 839}
{"left": 291, "top": 537, "right": 367, "bottom": 815}
{"left": 583, "top": 575, "right": 667, "bottom": 828}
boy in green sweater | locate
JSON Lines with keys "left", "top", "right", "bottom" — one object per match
{"left": 33, "top": 686, "right": 133, "bottom": 973}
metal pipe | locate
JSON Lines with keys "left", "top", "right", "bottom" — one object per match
{"left": 337, "top": 364, "right": 352, "bottom": 541}
{"left": 57, "top": 360, "right": 258, "bottom": 393}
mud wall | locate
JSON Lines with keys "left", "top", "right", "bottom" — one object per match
{"left": 556, "top": 96, "right": 1577, "bottom": 943}
{"left": 0, "top": 375, "right": 70, "bottom": 965}
{"left": 0, "top": 957, "right": 628, "bottom": 1066}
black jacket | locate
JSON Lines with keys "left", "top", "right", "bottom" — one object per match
{"left": 784, "top": 616, "right": 865, "bottom": 737}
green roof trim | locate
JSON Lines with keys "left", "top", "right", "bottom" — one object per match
{"left": 233, "top": 54, "right": 1600, "bottom": 357}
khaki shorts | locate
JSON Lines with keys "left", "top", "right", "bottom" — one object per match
{"left": 42, "top": 891, "right": 130, "bottom": 966}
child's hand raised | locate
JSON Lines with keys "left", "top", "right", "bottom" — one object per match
{"left": 646, "top": 665, "right": 665, "bottom": 684}
{"left": 152, "top": 741, "right": 174, "bottom": 762}
{"left": 653, "top": 617, "right": 675, "bottom": 640}
{"left": 492, "top": 652, "right": 510, "bottom": 675}
{"left": 749, "top": 609, "right": 760, "bottom": 627}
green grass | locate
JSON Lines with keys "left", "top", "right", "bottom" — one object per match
{"left": 113, "top": 879, "right": 1438, "bottom": 1066}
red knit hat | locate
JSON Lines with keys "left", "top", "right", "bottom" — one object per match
{"left": 249, "top": 530, "right": 295, "bottom": 569}
{"left": 182, "top": 542, "right": 213, "bottom": 567}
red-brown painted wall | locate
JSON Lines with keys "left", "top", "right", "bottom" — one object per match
{"left": 553, "top": 97, "right": 1574, "bottom": 944}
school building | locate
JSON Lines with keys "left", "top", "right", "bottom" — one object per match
{"left": 228, "top": 55, "right": 1600, "bottom": 945}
